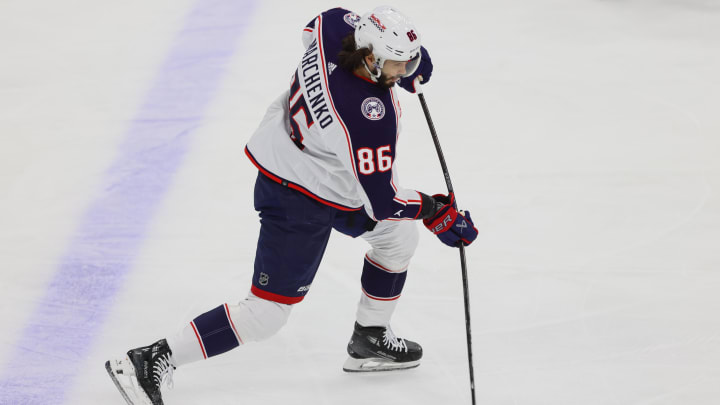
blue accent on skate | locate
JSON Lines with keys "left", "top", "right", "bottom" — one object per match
{"left": 0, "top": 2, "right": 256, "bottom": 403}
{"left": 361, "top": 257, "right": 408, "bottom": 299}
{"left": 194, "top": 305, "right": 241, "bottom": 357}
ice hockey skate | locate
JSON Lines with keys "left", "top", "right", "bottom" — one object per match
{"left": 343, "top": 322, "right": 422, "bottom": 372}
{"left": 105, "top": 339, "right": 176, "bottom": 405}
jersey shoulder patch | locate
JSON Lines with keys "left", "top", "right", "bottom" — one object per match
{"left": 343, "top": 12, "right": 361, "bottom": 28}
{"left": 361, "top": 97, "right": 385, "bottom": 121}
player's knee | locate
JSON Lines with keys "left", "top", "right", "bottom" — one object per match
{"left": 227, "top": 294, "right": 293, "bottom": 342}
{"left": 391, "top": 221, "right": 420, "bottom": 264}
{"left": 368, "top": 221, "right": 419, "bottom": 271}
{"left": 395, "top": 223, "right": 419, "bottom": 267}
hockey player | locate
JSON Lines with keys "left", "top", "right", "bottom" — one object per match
{"left": 106, "top": 6, "right": 477, "bottom": 405}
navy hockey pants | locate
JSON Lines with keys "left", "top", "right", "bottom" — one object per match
{"left": 251, "top": 172, "right": 413, "bottom": 304}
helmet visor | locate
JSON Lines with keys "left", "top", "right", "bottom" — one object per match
{"left": 402, "top": 51, "right": 421, "bottom": 78}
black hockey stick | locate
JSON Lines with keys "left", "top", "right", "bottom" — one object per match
{"left": 413, "top": 77, "right": 476, "bottom": 405}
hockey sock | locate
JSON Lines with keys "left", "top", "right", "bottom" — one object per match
{"left": 167, "top": 295, "right": 292, "bottom": 367}
{"left": 167, "top": 304, "right": 244, "bottom": 367}
{"left": 190, "top": 304, "right": 243, "bottom": 360}
{"left": 167, "top": 322, "right": 207, "bottom": 367}
{"left": 356, "top": 256, "right": 407, "bottom": 326}
{"left": 356, "top": 293, "right": 400, "bottom": 327}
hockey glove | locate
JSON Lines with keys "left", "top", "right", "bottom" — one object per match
{"left": 399, "top": 46, "right": 433, "bottom": 93}
{"left": 423, "top": 193, "right": 478, "bottom": 247}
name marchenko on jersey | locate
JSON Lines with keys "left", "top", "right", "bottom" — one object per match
{"left": 300, "top": 38, "right": 334, "bottom": 129}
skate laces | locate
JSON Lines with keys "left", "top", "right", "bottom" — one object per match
{"left": 153, "top": 353, "right": 176, "bottom": 390}
{"left": 382, "top": 327, "right": 408, "bottom": 353}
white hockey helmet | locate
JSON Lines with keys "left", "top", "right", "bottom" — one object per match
{"left": 354, "top": 6, "right": 422, "bottom": 79}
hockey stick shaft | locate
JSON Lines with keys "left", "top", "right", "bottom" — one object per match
{"left": 414, "top": 78, "right": 476, "bottom": 405}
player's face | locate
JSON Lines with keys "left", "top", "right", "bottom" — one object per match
{"left": 378, "top": 60, "right": 408, "bottom": 90}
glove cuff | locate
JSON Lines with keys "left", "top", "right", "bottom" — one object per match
{"left": 418, "top": 193, "right": 442, "bottom": 219}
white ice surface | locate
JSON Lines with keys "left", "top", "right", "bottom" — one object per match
{"left": 1, "top": 0, "right": 720, "bottom": 404}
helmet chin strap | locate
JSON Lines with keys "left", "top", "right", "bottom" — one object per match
{"left": 362, "top": 59, "right": 382, "bottom": 83}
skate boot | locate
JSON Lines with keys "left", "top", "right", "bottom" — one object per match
{"left": 105, "top": 339, "right": 176, "bottom": 405}
{"left": 343, "top": 322, "right": 422, "bottom": 372}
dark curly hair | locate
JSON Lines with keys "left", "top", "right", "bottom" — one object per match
{"left": 337, "top": 32, "right": 372, "bottom": 72}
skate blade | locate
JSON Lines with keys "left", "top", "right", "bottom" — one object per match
{"left": 105, "top": 358, "right": 153, "bottom": 405}
{"left": 342, "top": 356, "right": 421, "bottom": 373}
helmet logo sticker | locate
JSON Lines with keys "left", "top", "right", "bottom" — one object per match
{"left": 369, "top": 14, "right": 386, "bottom": 32}
{"left": 344, "top": 12, "right": 361, "bottom": 28}
{"left": 361, "top": 97, "right": 385, "bottom": 121}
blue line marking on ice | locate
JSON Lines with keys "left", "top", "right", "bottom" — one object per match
{"left": 0, "top": 1, "right": 256, "bottom": 403}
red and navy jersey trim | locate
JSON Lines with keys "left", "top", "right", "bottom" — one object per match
{"left": 316, "top": 14, "right": 358, "bottom": 181}
{"left": 245, "top": 146, "right": 361, "bottom": 212}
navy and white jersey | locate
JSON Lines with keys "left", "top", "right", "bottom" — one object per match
{"left": 245, "top": 8, "right": 424, "bottom": 221}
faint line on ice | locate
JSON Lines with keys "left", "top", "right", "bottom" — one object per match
{"left": 0, "top": 1, "right": 256, "bottom": 403}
